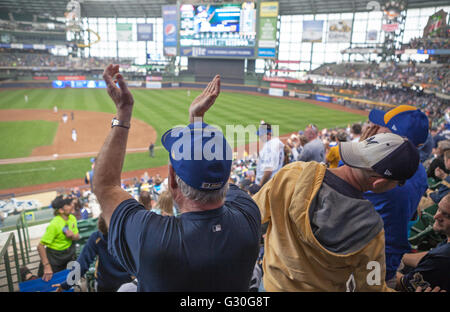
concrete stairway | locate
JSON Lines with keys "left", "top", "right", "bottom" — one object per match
{"left": 0, "top": 244, "right": 40, "bottom": 292}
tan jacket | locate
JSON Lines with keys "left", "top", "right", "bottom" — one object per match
{"left": 253, "top": 161, "right": 393, "bottom": 292}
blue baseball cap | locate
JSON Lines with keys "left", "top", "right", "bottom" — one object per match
{"left": 368, "top": 105, "right": 429, "bottom": 147}
{"left": 256, "top": 123, "right": 272, "bottom": 136}
{"left": 161, "top": 122, "right": 232, "bottom": 191}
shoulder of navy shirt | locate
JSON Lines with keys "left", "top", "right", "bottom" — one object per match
{"left": 108, "top": 184, "right": 262, "bottom": 291}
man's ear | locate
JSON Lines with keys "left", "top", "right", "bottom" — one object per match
{"left": 169, "top": 165, "right": 178, "bottom": 190}
{"left": 371, "top": 177, "right": 386, "bottom": 189}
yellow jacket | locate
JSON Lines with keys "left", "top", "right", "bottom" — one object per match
{"left": 253, "top": 161, "right": 393, "bottom": 292}
{"left": 326, "top": 145, "right": 341, "bottom": 168}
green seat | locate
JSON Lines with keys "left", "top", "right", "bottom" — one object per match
{"left": 409, "top": 204, "right": 445, "bottom": 251}
{"left": 423, "top": 203, "right": 438, "bottom": 216}
{"left": 75, "top": 217, "right": 99, "bottom": 256}
{"left": 85, "top": 262, "right": 97, "bottom": 292}
{"left": 427, "top": 177, "right": 442, "bottom": 190}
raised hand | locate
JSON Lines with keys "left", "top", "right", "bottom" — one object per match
{"left": 64, "top": 229, "right": 75, "bottom": 240}
{"left": 103, "top": 64, "right": 134, "bottom": 121}
{"left": 189, "top": 75, "right": 220, "bottom": 123}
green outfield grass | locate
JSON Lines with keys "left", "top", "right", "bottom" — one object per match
{"left": 0, "top": 120, "right": 58, "bottom": 158}
{"left": 0, "top": 88, "right": 367, "bottom": 190}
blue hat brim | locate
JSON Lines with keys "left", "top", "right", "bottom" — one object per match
{"left": 369, "top": 109, "right": 387, "bottom": 126}
{"left": 161, "top": 126, "right": 185, "bottom": 155}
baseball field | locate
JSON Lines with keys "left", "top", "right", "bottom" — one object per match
{"left": 0, "top": 87, "right": 368, "bottom": 192}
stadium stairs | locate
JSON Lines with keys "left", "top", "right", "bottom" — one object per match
{"left": 0, "top": 238, "right": 40, "bottom": 292}
{"left": 0, "top": 217, "right": 98, "bottom": 292}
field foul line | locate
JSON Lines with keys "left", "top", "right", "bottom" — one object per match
{"left": 0, "top": 167, "right": 56, "bottom": 174}
{"left": 0, "top": 147, "right": 161, "bottom": 165}
{"left": 0, "top": 133, "right": 294, "bottom": 166}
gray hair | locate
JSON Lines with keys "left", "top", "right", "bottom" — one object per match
{"left": 175, "top": 174, "right": 228, "bottom": 205}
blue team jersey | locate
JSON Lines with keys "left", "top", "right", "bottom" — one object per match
{"left": 61, "top": 231, "right": 132, "bottom": 291}
{"left": 108, "top": 184, "right": 261, "bottom": 292}
{"left": 364, "top": 164, "right": 428, "bottom": 280}
{"left": 401, "top": 241, "right": 450, "bottom": 292}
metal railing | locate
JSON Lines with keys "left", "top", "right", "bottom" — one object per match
{"left": 0, "top": 233, "right": 21, "bottom": 292}
{"left": 16, "top": 212, "right": 31, "bottom": 265}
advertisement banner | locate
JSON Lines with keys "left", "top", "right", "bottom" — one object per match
{"left": 146, "top": 76, "right": 163, "bottom": 81}
{"left": 263, "top": 76, "right": 306, "bottom": 84}
{"left": 52, "top": 80, "right": 106, "bottom": 88}
{"left": 57, "top": 75, "right": 86, "bottom": 81}
{"left": 32, "top": 76, "right": 49, "bottom": 80}
{"left": 127, "top": 81, "right": 143, "bottom": 87}
{"left": 382, "top": 23, "right": 399, "bottom": 32}
{"left": 180, "top": 47, "right": 254, "bottom": 57}
{"left": 257, "top": 1, "right": 278, "bottom": 58}
{"left": 162, "top": 5, "right": 178, "bottom": 56}
{"left": 258, "top": 48, "right": 276, "bottom": 57}
{"left": 315, "top": 94, "right": 331, "bottom": 102}
{"left": 33, "top": 44, "right": 46, "bottom": 50}
{"left": 327, "top": 20, "right": 352, "bottom": 42}
{"left": 366, "top": 30, "right": 378, "bottom": 41}
{"left": 423, "top": 9, "right": 448, "bottom": 38}
{"left": 269, "top": 88, "right": 284, "bottom": 97}
{"left": 296, "top": 93, "right": 311, "bottom": 99}
{"left": 137, "top": 23, "right": 153, "bottom": 41}
{"left": 116, "top": 23, "right": 133, "bottom": 41}
{"left": 270, "top": 83, "right": 287, "bottom": 89}
{"left": 146, "top": 82, "right": 162, "bottom": 89}
{"left": 302, "top": 21, "right": 324, "bottom": 42}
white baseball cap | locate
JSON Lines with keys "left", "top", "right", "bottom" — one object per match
{"left": 339, "top": 133, "right": 419, "bottom": 181}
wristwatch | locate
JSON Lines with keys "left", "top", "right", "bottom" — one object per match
{"left": 111, "top": 117, "right": 130, "bottom": 129}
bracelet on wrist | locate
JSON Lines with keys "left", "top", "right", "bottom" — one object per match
{"left": 111, "top": 117, "right": 130, "bottom": 129}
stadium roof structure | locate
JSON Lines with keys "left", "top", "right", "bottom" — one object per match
{"left": 0, "top": 0, "right": 448, "bottom": 18}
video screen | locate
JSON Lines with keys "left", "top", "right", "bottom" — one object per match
{"left": 179, "top": 2, "right": 257, "bottom": 48}
{"left": 52, "top": 80, "right": 107, "bottom": 88}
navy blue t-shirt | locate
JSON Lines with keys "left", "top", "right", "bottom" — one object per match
{"left": 108, "top": 184, "right": 261, "bottom": 292}
{"left": 61, "top": 231, "right": 132, "bottom": 291}
{"left": 401, "top": 241, "right": 450, "bottom": 292}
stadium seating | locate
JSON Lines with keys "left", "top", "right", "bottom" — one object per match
{"left": 75, "top": 217, "right": 98, "bottom": 257}
{"left": 409, "top": 203, "right": 446, "bottom": 251}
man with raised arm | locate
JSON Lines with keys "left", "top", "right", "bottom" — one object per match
{"left": 93, "top": 64, "right": 261, "bottom": 292}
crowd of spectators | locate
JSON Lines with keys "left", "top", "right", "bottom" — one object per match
{"left": 17, "top": 64, "right": 450, "bottom": 295}
{"left": 0, "top": 50, "right": 130, "bottom": 69}
{"left": 330, "top": 84, "right": 449, "bottom": 127}
{"left": 317, "top": 62, "right": 449, "bottom": 93}
{"left": 54, "top": 187, "right": 99, "bottom": 221}
{"left": 402, "top": 37, "right": 450, "bottom": 50}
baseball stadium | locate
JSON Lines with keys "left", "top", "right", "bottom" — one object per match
{"left": 0, "top": 0, "right": 449, "bottom": 297}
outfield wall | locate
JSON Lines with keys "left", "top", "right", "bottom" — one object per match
{"left": 0, "top": 80, "right": 396, "bottom": 109}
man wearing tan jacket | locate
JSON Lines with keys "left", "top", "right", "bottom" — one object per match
{"left": 253, "top": 132, "right": 420, "bottom": 291}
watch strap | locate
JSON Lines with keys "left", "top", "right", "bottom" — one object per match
{"left": 111, "top": 117, "right": 130, "bottom": 129}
